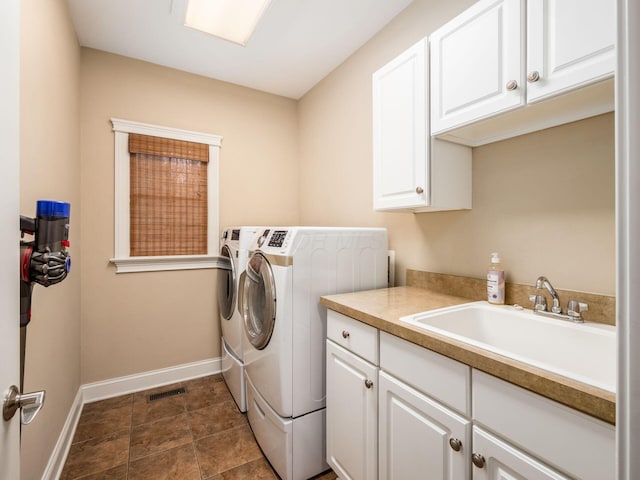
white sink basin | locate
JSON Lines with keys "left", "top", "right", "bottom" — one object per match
{"left": 400, "top": 301, "right": 616, "bottom": 393}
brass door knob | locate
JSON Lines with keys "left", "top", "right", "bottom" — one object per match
{"left": 472, "top": 453, "right": 486, "bottom": 468}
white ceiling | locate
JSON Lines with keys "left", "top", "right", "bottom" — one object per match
{"left": 66, "top": 0, "right": 413, "bottom": 99}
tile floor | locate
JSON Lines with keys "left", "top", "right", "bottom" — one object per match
{"left": 61, "top": 374, "right": 337, "bottom": 480}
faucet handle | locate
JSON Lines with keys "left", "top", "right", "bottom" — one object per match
{"left": 529, "top": 294, "right": 547, "bottom": 312}
{"left": 567, "top": 300, "right": 588, "bottom": 321}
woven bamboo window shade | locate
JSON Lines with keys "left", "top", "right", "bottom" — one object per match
{"left": 129, "top": 134, "right": 209, "bottom": 256}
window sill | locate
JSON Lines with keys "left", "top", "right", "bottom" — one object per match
{"left": 110, "top": 255, "right": 224, "bottom": 273}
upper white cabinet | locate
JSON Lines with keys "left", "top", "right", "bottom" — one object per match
{"left": 373, "top": 39, "right": 472, "bottom": 212}
{"left": 431, "top": 0, "right": 615, "bottom": 146}
{"left": 430, "top": 0, "right": 525, "bottom": 135}
{"left": 373, "top": 39, "right": 427, "bottom": 211}
{"left": 526, "top": 0, "right": 616, "bottom": 103}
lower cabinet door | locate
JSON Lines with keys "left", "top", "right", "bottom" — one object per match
{"left": 378, "top": 371, "right": 471, "bottom": 480}
{"left": 326, "top": 340, "right": 378, "bottom": 480}
{"left": 471, "top": 426, "right": 570, "bottom": 480}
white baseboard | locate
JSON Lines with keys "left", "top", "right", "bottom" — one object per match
{"left": 42, "top": 357, "right": 222, "bottom": 480}
{"left": 81, "top": 357, "right": 222, "bottom": 403}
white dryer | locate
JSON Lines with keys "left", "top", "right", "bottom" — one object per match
{"left": 240, "top": 227, "right": 388, "bottom": 480}
{"left": 216, "top": 226, "right": 266, "bottom": 412}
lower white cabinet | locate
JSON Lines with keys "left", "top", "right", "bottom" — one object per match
{"left": 472, "top": 370, "right": 615, "bottom": 480}
{"left": 326, "top": 340, "right": 378, "bottom": 480}
{"left": 378, "top": 371, "right": 471, "bottom": 480}
{"left": 325, "top": 310, "right": 615, "bottom": 480}
{"left": 471, "top": 427, "right": 569, "bottom": 480}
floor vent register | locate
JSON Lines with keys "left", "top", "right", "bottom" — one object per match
{"left": 148, "top": 387, "right": 187, "bottom": 402}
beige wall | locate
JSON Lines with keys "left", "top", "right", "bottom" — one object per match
{"left": 298, "top": 0, "right": 615, "bottom": 296}
{"left": 20, "top": 0, "right": 81, "bottom": 478}
{"left": 79, "top": 49, "right": 299, "bottom": 384}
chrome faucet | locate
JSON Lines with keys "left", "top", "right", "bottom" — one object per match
{"left": 535, "top": 276, "right": 562, "bottom": 313}
{"left": 530, "top": 276, "right": 588, "bottom": 323}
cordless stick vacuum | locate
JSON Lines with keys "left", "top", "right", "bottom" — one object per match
{"left": 13, "top": 201, "right": 71, "bottom": 424}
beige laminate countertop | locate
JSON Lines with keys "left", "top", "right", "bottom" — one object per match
{"left": 320, "top": 286, "right": 615, "bottom": 425}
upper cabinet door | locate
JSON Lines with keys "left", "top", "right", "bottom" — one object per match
{"left": 372, "top": 38, "right": 428, "bottom": 211}
{"left": 526, "top": 0, "right": 615, "bottom": 103}
{"left": 430, "top": 0, "right": 525, "bottom": 135}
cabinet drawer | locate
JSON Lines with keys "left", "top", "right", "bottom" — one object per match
{"left": 327, "top": 310, "right": 379, "bottom": 365}
{"left": 380, "top": 332, "right": 470, "bottom": 416}
{"left": 472, "top": 370, "right": 615, "bottom": 480}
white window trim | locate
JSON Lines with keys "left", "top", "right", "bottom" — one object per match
{"left": 110, "top": 118, "right": 224, "bottom": 273}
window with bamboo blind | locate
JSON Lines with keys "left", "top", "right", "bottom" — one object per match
{"left": 129, "top": 134, "right": 208, "bottom": 256}
{"left": 110, "top": 118, "right": 223, "bottom": 273}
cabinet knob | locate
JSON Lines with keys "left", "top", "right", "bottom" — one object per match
{"left": 506, "top": 80, "right": 518, "bottom": 91}
{"left": 472, "top": 453, "right": 486, "bottom": 468}
{"left": 448, "top": 438, "right": 462, "bottom": 452}
{"left": 364, "top": 379, "right": 374, "bottom": 389}
{"left": 341, "top": 330, "right": 350, "bottom": 339}
{"left": 415, "top": 186, "right": 424, "bottom": 194}
{"left": 527, "top": 70, "right": 540, "bottom": 83}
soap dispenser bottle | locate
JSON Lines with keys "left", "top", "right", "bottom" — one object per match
{"left": 487, "top": 252, "right": 505, "bottom": 305}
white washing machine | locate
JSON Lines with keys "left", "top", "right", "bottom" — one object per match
{"left": 240, "top": 227, "right": 388, "bottom": 480}
{"left": 216, "top": 226, "right": 266, "bottom": 412}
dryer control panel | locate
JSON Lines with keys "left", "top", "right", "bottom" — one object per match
{"left": 268, "top": 230, "right": 288, "bottom": 248}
